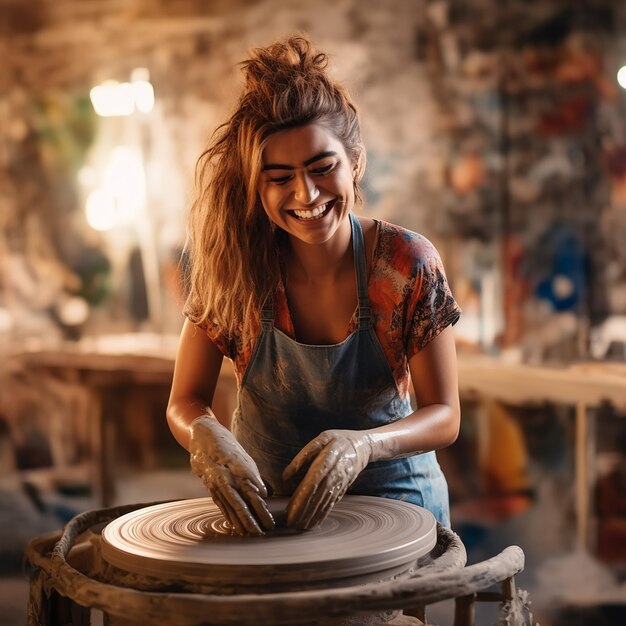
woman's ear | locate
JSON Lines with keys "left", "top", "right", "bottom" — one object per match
{"left": 353, "top": 148, "right": 366, "bottom": 182}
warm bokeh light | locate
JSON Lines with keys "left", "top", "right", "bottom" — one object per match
{"left": 131, "top": 67, "right": 155, "bottom": 113}
{"left": 102, "top": 147, "right": 145, "bottom": 216}
{"left": 132, "top": 81, "right": 155, "bottom": 113}
{"left": 618, "top": 65, "right": 626, "bottom": 90}
{"left": 90, "top": 69, "right": 155, "bottom": 116}
{"left": 85, "top": 147, "right": 146, "bottom": 231}
{"left": 86, "top": 189, "right": 117, "bottom": 231}
{"left": 89, "top": 81, "right": 135, "bottom": 117}
{"left": 57, "top": 296, "right": 90, "bottom": 326}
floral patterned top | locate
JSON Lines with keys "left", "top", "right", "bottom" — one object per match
{"left": 191, "top": 219, "right": 461, "bottom": 400}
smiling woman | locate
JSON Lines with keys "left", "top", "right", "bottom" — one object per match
{"left": 257, "top": 124, "right": 353, "bottom": 245}
{"left": 166, "top": 35, "right": 461, "bottom": 536}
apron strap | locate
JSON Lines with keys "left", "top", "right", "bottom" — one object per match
{"left": 350, "top": 213, "right": 372, "bottom": 329}
{"left": 260, "top": 293, "right": 274, "bottom": 331}
{"left": 262, "top": 215, "right": 372, "bottom": 332}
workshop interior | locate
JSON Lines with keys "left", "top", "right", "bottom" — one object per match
{"left": 1, "top": 1, "right": 626, "bottom": 625}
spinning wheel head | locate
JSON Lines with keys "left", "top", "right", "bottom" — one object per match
{"left": 101, "top": 495, "right": 437, "bottom": 591}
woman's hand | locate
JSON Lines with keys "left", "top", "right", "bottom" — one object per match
{"left": 189, "top": 416, "right": 275, "bottom": 535}
{"left": 282, "top": 429, "right": 375, "bottom": 529}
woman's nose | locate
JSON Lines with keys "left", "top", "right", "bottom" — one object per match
{"left": 294, "top": 173, "right": 320, "bottom": 205}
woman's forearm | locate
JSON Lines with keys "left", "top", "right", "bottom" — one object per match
{"left": 166, "top": 398, "right": 219, "bottom": 451}
{"left": 365, "top": 402, "right": 460, "bottom": 462}
{"left": 167, "top": 320, "right": 226, "bottom": 451}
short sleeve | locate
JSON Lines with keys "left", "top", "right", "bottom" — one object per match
{"left": 405, "top": 243, "right": 461, "bottom": 359}
{"left": 182, "top": 296, "right": 234, "bottom": 360}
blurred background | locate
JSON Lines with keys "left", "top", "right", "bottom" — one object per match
{"left": 1, "top": 0, "right": 626, "bottom": 624}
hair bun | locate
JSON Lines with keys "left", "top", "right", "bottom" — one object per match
{"left": 240, "top": 36, "right": 329, "bottom": 95}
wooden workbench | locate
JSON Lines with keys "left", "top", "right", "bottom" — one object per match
{"left": 7, "top": 334, "right": 235, "bottom": 506}
{"left": 8, "top": 337, "right": 626, "bottom": 550}
{"left": 457, "top": 355, "right": 626, "bottom": 551}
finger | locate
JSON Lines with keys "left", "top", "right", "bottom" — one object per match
{"left": 222, "top": 484, "right": 264, "bottom": 536}
{"left": 286, "top": 470, "right": 324, "bottom": 527}
{"left": 246, "top": 491, "right": 276, "bottom": 531}
{"left": 283, "top": 436, "right": 328, "bottom": 480}
{"left": 231, "top": 459, "right": 268, "bottom": 496}
{"left": 307, "top": 483, "right": 349, "bottom": 529}
{"left": 214, "top": 489, "right": 253, "bottom": 537}
{"left": 295, "top": 469, "right": 349, "bottom": 530}
{"left": 286, "top": 450, "right": 343, "bottom": 527}
{"left": 296, "top": 484, "right": 337, "bottom": 530}
{"left": 211, "top": 489, "right": 246, "bottom": 536}
{"left": 240, "top": 479, "right": 275, "bottom": 531}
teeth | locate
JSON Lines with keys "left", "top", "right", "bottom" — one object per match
{"left": 292, "top": 203, "right": 329, "bottom": 220}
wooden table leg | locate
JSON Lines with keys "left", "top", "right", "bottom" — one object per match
{"left": 575, "top": 401, "right": 588, "bottom": 551}
{"left": 454, "top": 593, "right": 476, "bottom": 626}
{"left": 88, "top": 387, "right": 116, "bottom": 507}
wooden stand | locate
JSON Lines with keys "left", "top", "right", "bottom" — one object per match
{"left": 25, "top": 501, "right": 527, "bottom": 626}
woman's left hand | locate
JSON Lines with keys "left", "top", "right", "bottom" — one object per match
{"left": 282, "top": 429, "right": 374, "bottom": 529}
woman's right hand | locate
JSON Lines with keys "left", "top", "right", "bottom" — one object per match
{"left": 189, "top": 416, "right": 275, "bottom": 535}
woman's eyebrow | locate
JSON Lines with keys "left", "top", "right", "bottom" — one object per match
{"left": 261, "top": 151, "right": 338, "bottom": 171}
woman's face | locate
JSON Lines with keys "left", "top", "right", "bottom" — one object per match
{"left": 257, "top": 122, "right": 355, "bottom": 246}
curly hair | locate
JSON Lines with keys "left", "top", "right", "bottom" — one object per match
{"left": 185, "top": 35, "right": 366, "bottom": 345}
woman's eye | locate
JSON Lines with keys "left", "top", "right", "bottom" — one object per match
{"left": 311, "top": 163, "right": 336, "bottom": 175}
{"left": 268, "top": 175, "right": 291, "bottom": 185}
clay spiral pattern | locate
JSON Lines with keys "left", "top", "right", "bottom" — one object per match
{"left": 101, "top": 496, "right": 436, "bottom": 587}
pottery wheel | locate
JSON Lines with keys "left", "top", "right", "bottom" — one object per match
{"left": 101, "top": 495, "right": 437, "bottom": 591}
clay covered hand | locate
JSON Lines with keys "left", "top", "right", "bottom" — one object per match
{"left": 283, "top": 429, "right": 379, "bottom": 530}
{"left": 189, "top": 416, "right": 275, "bottom": 535}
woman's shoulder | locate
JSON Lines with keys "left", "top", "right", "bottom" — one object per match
{"left": 374, "top": 219, "right": 442, "bottom": 274}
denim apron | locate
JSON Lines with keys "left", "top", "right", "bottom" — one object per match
{"left": 232, "top": 213, "right": 450, "bottom": 526}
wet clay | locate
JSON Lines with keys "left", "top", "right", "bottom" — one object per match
{"left": 189, "top": 415, "right": 275, "bottom": 535}
{"left": 101, "top": 496, "right": 437, "bottom": 593}
{"left": 283, "top": 429, "right": 375, "bottom": 528}
{"left": 190, "top": 417, "right": 421, "bottom": 534}
{"left": 282, "top": 427, "right": 414, "bottom": 529}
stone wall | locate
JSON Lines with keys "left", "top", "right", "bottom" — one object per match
{"left": 2, "top": 0, "right": 626, "bottom": 358}
{"left": 2, "top": 0, "right": 439, "bottom": 338}
{"left": 417, "top": 0, "right": 626, "bottom": 359}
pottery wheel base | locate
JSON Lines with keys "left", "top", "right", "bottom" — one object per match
{"left": 101, "top": 495, "right": 436, "bottom": 593}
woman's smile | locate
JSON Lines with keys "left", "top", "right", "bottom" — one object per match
{"left": 287, "top": 200, "right": 336, "bottom": 222}
{"left": 258, "top": 123, "right": 355, "bottom": 245}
